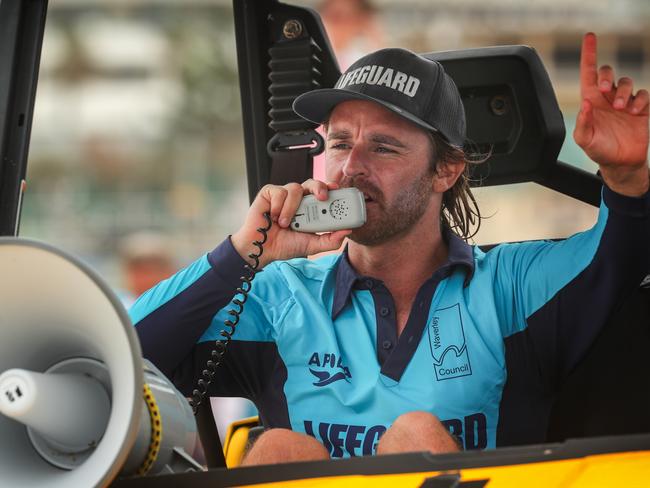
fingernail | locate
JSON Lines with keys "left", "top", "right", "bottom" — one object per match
{"left": 614, "top": 98, "right": 624, "bottom": 108}
{"left": 279, "top": 217, "right": 289, "bottom": 227}
{"left": 600, "top": 81, "right": 611, "bottom": 91}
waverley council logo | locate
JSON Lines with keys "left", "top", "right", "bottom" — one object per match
{"left": 427, "top": 303, "right": 472, "bottom": 381}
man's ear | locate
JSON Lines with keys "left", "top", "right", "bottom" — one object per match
{"left": 432, "top": 160, "right": 466, "bottom": 193}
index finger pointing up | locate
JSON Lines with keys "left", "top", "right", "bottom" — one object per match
{"left": 580, "top": 32, "right": 598, "bottom": 96}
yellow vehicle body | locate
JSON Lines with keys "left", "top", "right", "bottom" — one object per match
{"left": 231, "top": 451, "right": 650, "bottom": 487}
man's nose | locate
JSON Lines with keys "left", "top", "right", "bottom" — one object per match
{"left": 342, "top": 146, "right": 368, "bottom": 178}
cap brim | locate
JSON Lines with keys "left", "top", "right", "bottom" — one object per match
{"left": 293, "top": 88, "right": 440, "bottom": 137}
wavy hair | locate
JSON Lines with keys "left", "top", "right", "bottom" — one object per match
{"left": 427, "top": 131, "right": 489, "bottom": 241}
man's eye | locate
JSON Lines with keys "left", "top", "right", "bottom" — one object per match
{"left": 330, "top": 143, "right": 349, "bottom": 150}
{"left": 375, "top": 146, "right": 395, "bottom": 154}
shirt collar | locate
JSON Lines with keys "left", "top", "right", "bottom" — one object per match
{"left": 331, "top": 230, "right": 475, "bottom": 319}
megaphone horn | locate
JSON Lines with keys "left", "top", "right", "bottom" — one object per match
{"left": 0, "top": 238, "right": 202, "bottom": 488}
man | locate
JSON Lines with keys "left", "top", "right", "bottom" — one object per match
{"left": 131, "top": 33, "right": 649, "bottom": 464}
{"left": 118, "top": 232, "right": 176, "bottom": 307}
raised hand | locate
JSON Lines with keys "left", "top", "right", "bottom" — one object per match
{"left": 231, "top": 179, "right": 351, "bottom": 268}
{"left": 573, "top": 33, "right": 649, "bottom": 196}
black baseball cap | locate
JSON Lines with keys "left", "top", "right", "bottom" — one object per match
{"left": 293, "top": 48, "right": 466, "bottom": 147}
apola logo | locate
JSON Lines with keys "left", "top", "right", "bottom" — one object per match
{"left": 308, "top": 352, "right": 352, "bottom": 387}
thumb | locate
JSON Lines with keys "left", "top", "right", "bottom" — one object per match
{"left": 305, "top": 230, "right": 351, "bottom": 255}
{"left": 573, "top": 98, "right": 595, "bottom": 148}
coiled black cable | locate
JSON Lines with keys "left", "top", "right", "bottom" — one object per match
{"left": 189, "top": 212, "right": 272, "bottom": 414}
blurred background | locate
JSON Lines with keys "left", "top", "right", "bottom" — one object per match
{"left": 21, "top": 0, "right": 650, "bottom": 436}
{"left": 24, "top": 0, "right": 650, "bottom": 289}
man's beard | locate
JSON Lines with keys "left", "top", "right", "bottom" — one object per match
{"left": 341, "top": 170, "right": 434, "bottom": 246}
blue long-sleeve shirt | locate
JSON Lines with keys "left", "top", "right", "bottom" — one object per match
{"left": 131, "top": 186, "right": 650, "bottom": 456}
